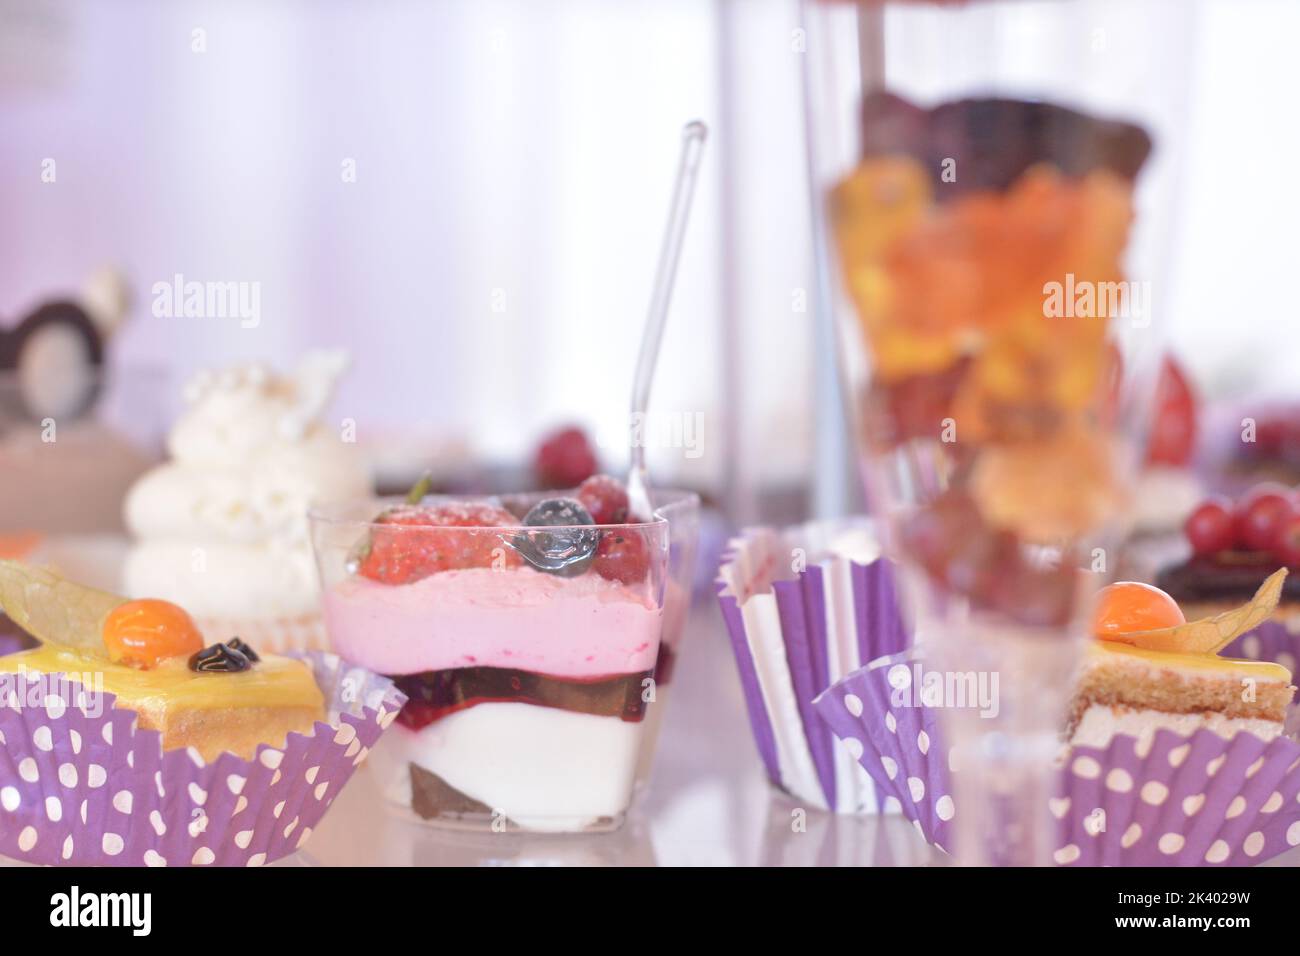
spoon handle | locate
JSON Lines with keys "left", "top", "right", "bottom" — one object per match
{"left": 628, "top": 121, "right": 708, "bottom": 516}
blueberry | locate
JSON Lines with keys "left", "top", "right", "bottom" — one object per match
{"left": 509, "top": 497, "right": 601, "bottom": 576}
{"left": 227, "top": 637, "right": 260, "bottom": 663}
{"left": 189, "top": 642, "right": 252, "bottom": 673}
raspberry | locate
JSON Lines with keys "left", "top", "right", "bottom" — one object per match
{"left": 534, "top": 426, "right": 597, "bottom": 489}
{"left": 575, "top": 474, "right": 629, "bottom": 525}
{"left": 357, "top": 502, "right": 520, "bottom": 584}
{"left": 593, "top": 528, "right": 650, "bottom": 584}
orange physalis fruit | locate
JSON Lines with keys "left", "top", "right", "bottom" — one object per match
{"left": 1092, "top": 582, "right": 1185, "bottom": 643}
{"left": 102, "top": 599, "right": 205, "bottom": 669}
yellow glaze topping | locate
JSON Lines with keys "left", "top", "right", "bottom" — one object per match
{"left": 1090, "top": 640, "right": 1291, "bottom": 683}
{"left": 0, "top": 643, "right": 326, "bottom": 713}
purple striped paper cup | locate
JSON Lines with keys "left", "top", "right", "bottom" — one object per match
{"left": 716, "top": 519, "right": 911, "bottom": 813}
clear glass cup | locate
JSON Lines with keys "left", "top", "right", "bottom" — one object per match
{"left": 803, "top": 0, "right": 1190, "bottom": 863}
{"left": 309, "top": 495, "right": 671, "bottom": 833}
{"left": 634, "top": 488, "right": 701, "bottom": 789}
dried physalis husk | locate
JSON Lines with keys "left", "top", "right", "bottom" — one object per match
{"left": 1113, "top": 567, "right": 1288, "bottom": 654}
{"left": 0, "top": 559, "right": 123, "bottom": 659}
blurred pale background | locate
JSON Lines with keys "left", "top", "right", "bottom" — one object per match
{"left": 1, "top": 0, "right": 1297, "bottom": 524}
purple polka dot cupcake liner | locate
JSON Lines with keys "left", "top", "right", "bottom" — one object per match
{"left": 814, "top": 648, "right": 1300, "bottom": 866}
{"left": 716, "top": 520, "right": 911, "bottom": 813}
{"left": 0, "top": 651, "right": 406, "bottom": 867}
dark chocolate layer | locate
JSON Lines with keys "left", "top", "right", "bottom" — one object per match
{"left": 392, "top": 666, "right": 652, "bottom": 730}
{"left": 1156, "top": 555, "right": 1300, "bottom": 605}
{"left": 859, "top": 93, "right": 1152, "bottom": 198}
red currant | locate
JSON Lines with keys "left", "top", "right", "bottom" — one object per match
{"left": 575, "top": 474, "right": 629, "bottom": 525}
{"left": 1183, "top": 497, "right": 1236, "bottom": 555}
{"left": 593, "top": 528, "right": 650, "bottom": 584}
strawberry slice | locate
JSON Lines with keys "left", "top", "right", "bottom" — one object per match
{"left": 357, "top": 502, "right": 521, "bottom": 584}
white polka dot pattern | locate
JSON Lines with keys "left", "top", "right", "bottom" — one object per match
{"left": 811, "top": 639, "right": 1300, "bottom": 868}
{"left": 0, "top": 652, "right": 404, "bottom": 867}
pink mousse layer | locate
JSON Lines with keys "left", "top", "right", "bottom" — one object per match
{"left": 323, "top": 566, "right": 663, "bottom": 678}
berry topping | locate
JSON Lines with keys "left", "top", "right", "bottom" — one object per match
{"left": 509, "top": 498, "right": 600, "bottom": 576}
{"left": 593, "top": 527, "right": 650, "bottom": 584}
{"left": 1183, "top": 496, "right": 1236, "bottom": 556}
{"left": 189, "top": 642, "right": 253, "bottom": 673}
{"left": 575, "top": 474, "right": 630, "bottom": 525}
{"left": 1092, "top": 581, "right": 1185, "bottom": 642}
{"left": 101, "top": 599, "right": 205, "bottom": 669}
{"left": 1274, "top": 514, "right": 1300, "bottom": 568}
{"left": 226, "top": 637, "right": 260, "bottom": 663}
{"left": 534, "top": 426, "right": 598, "bottom": 489}
{"left": 1235, "top": 485, "right": 1294, "bottom": 553}
{"left": 357, "top": 501, "right": 521, "bottom": 585}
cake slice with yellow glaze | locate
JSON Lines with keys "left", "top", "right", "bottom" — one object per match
{"left": 1070, "top": 570, "right": 1296, "bottom": 749}
{"left": 0, "top": 560, "right": 324, "bottom": 760}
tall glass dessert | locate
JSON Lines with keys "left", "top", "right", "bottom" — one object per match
{"left": 803, "top": 0, "right": 1190, "bottom": 863}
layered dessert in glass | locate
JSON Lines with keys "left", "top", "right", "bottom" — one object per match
{"left": 311, "top": 475, "right": 670, "bottom": 832}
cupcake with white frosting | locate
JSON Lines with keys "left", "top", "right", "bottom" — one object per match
{"left": 124, "top": 350, "right": 371, "bottom": 650}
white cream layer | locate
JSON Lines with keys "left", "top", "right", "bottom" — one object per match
{"left": 388, "top": 703, "right": 646, "bottom": 832}
{"left": 1071, "top": 702, "right": 1282, "bottom": 751}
